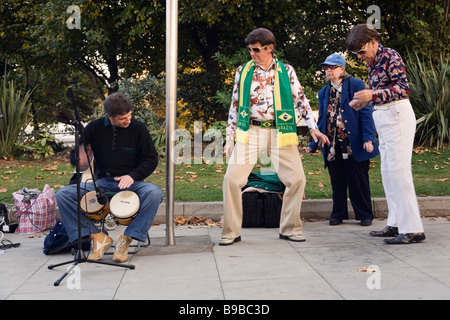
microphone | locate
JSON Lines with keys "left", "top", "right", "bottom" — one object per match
{"left": 94, "top": 181, "right": 108, "bottom": 205}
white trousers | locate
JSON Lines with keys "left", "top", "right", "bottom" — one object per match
{"left": 222, "top": 125, "right": 306, "bottom": 239}
{"left": 372, "top": 99, "right": 424, "bottom": 233}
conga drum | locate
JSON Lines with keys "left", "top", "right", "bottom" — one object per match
{"left": 80, "top": 191, "right": 109, "bottom": 221}
{"left": 109, "top": 191, "right": 140, "bottom": 225}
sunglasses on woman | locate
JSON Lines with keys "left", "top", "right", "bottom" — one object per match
{"left": 352, "top": 42, "right": 369, "bottom": 55}
{"left": 323, "top": 65, "right": 342, "bottom": 70}
{"left": 247, "top": 45, "right": 268, "bottom": 53}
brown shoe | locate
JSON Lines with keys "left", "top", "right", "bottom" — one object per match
{"left": 88, "top": 232, "right": 113, "bottom": 260}
{"left": 113, "top": 235, "right": 133, "bottom": 263}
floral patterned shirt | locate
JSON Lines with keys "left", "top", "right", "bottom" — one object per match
{"left": 226, "top": 58, "right": 318, "bottom": 141}
{"left": 326, "top": 85, "right": 352, "bottom": 162}
{"left": 369, "top": 44, "right": 410, "bottom": 105}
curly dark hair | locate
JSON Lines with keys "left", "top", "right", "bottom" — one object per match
{"left": 103, "top": 92, "right": 133, "bottom": 117}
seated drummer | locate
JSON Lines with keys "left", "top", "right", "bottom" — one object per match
{"left": 56, "top": 92, "right": 163, "bottom": 263}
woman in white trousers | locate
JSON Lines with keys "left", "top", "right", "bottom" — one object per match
{"left": 345, "top": 24, "right": 425, "bottom": 244}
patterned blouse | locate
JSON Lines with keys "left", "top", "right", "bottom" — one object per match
{"left": 326, "top": 84, "right": 352, "bottom": 162}
{"left": 226, "top": 58, "right": 318, "bottom": 142}
{"left": 369, "top": 44, "right": 410, "bottom": 105}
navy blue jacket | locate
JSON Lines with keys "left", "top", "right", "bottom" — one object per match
{"left": 308, "top": 77, "right": 379, "bottom": 167}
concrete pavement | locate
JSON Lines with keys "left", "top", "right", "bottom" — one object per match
{"left": 1, "top": 215, "right": 450, "bottom": 302}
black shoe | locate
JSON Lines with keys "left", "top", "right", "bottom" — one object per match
{"left": 369, "top": 226, "right": 398, "bottom": 237}
{"left": 360, "top": 219, "right": 372, "bottom": 226}
{"left": 384, "top": 233, "right": 426, "bottom": 244}
{"left": 329, "top": 219, "right": 342, "bottom": 225}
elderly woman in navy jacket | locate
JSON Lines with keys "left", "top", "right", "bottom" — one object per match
{"left": 306, "top": 54, "right": 379, "bottom": 226}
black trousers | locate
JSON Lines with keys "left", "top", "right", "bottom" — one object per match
{"left": 327, "top": 146, "right": 374, "bottom": 221}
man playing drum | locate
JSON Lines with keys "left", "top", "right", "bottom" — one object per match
{"left": 56, "top": 92, "right": 163, "bottom": 262}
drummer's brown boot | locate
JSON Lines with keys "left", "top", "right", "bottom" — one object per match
{"left": 113, "top": 235, "right": 133, "bottom": 263}
{"left": 88, "top": 232, "right": 113, "bottom": 260}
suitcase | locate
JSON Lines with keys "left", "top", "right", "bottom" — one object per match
{"left": 242, "top": 191, "right": 282, "bottom": 228}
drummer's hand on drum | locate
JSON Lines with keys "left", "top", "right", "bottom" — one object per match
{"left": 114, "top": 175, "right": 134, "bottom": 189}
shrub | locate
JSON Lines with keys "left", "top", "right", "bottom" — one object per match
{"left": 0, "top": 72, "right": 34, "bottom": 158}
{"left": 407, "top": 52, "right": 449, "bottom": 148}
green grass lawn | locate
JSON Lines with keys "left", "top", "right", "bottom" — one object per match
{"left": 0, "top": 147, "right": 449, "bottom": 204}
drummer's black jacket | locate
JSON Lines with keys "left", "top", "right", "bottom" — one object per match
{"left": 70, "top": 116, "right": 158, "bottom": 182}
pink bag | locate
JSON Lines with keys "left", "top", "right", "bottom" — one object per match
{"left": 13, "top": 184, "right": 56, "bottom": 234}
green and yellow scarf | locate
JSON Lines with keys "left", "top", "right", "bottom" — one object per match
{"left": 235, "top": 58, "right": 298, "bottom": 147}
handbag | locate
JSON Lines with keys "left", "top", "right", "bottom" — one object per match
{"left": 13, "top": 184, "right": 56, "bottom": 234}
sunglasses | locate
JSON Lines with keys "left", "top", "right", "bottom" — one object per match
{"left": 352, "top": 42, "right": 369, "bottom": 55}
{"left": 247, "top": 45, "right": 268, "bottom": 53}
{"left": 323, "top": 65, "right": 342, "bottom": 70}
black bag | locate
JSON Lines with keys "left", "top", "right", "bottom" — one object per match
{"left": 43, "top": 220, "right": 70, "bottom": 255}
{"left": 43, "top": 220, "right": 91, "bottom": 255}
{"left": 242, "top": 192, "right": 282, "bottom": 228}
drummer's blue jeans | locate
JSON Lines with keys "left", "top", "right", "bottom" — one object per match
{"left": 56, "top": 178, "right": 163, "bottom": 243}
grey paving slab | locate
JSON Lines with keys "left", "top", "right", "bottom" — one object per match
{"left": 1, "top": 216, "right": 449, "bottom": 301}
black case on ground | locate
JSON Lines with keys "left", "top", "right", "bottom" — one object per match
{"left": 242, "top": 192, "right": 282, "bottom": 228}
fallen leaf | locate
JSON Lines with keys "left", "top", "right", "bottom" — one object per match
{"left": 192, "top": 216, "right": 206, "bottom": 224}
{"left": 359, "top": 266, "right": 379, "bottom": 272}
{"left": 173, "top": 216, "right": 191, "bottom": 225}
{"left": 41, "top": 166, "right": 58, "bottom": 171}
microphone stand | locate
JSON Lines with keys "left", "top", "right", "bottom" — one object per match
{"left": 48, "top": 86, "right": 134, "bottom": 286}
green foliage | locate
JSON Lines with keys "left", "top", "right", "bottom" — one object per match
{"left": 0, "top": 72, "right": 33, "bottom": 158}
{"left": 1, "top": 0, "right": 448, "bottom": 143}
{"left": 208, "top": 120, "right": 227, "bottom": 139}
{"left": 407, "top": 52, "right": 449, "bottom": 148}
{"left": 17, "top": 131, "right": 63, "bottom": 159}
{"left": 117, "top": 72, "right": 166, "bottom": 155}
{"left": 178, "top": 71, "right": 227, "bottom": 127}
{"left": 400, "top": 3, "right": 449, "bottom": 63}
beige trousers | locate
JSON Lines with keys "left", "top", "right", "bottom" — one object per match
{"left": 222, "top": 125, "right": 306, "bottom": 239}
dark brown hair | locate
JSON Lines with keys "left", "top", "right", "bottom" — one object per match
{"left": 345, "top": 24, "right": 382, "bottom": 52}
{"left": 245, "top": 28, "right": 276, "bottom": 52}
{"left": 103, "top": 92, "right": 133, "bottom": 117}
